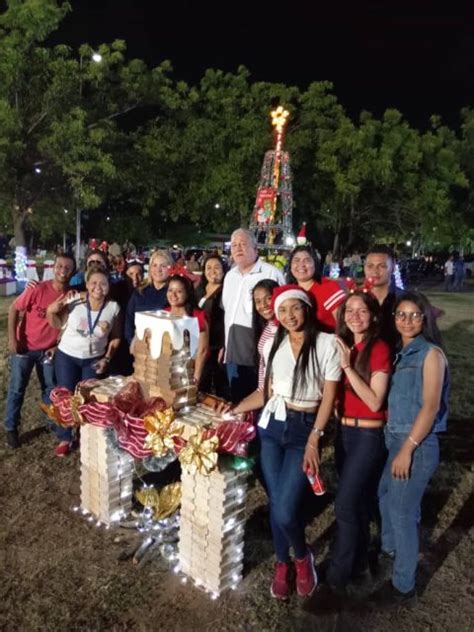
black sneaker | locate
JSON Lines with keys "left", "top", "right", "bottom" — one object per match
{"left": 370, "top": 580, "right": 418, "bottom": 609}
{"left": 6, "top": 430, "right": 20, "bottom": 449}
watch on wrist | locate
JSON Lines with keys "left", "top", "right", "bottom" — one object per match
{"left": 312, "top": 427, "right": 324, "bottom": 438}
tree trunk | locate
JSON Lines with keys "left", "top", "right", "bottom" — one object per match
{"left": 12, "top": 204, "right": 28, "bottom": 249}
{"left": 332, "top": 231, "right": 340, "bottom": 256}
{"left": 347, "top": 196, "right": 355, "bottom": 248}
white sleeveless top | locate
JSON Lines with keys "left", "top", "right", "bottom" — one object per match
{"left": 259, "top": 333, "right": 341, "bottom": 427}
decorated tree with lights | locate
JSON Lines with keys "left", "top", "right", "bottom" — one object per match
{"left": 249, "top": 106, "right": 295, "bottom": 247}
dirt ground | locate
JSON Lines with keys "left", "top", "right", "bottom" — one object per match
{"left": 0, "top": 283, "right": 473, "bottom": 632}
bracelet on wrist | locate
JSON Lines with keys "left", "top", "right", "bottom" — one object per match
{"left": 103, "top": 356, "right": 111, "bottom": 363}
{"left": 408, "top": 435, "right": 419, "bottom": 448}
{"left": 312, "top": 427, "right": 325, "bottom": 438}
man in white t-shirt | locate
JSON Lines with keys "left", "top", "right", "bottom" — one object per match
{"left": 444, "top": 255, "right": 454, "bottom": 291}
{"left": 222, "top": 228, "right": 284, "bottom": 402}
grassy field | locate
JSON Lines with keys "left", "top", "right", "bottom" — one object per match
{"left": 0, "top": 284, "right": 473, "bottom": 631}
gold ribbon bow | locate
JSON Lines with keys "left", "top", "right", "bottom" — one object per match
{"left": 143, "top": 408, "right": 184, "bottom": 457}
{"left": 178, "top": 430, "right": 219, "bottom": 476}
{"left": 135, "top": 482, "right": 181, "bottom": 521}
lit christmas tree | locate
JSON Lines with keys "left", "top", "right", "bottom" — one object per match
{"left": 249, "top": 107, "right": 295, "bottom": 248}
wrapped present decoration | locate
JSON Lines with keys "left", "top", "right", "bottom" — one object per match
{"left": 179, "top": 461, "right": 248, "bottom": 595}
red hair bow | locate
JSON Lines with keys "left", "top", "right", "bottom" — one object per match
{"left": 345, "top": 277, "right": 376, "bottom": 294}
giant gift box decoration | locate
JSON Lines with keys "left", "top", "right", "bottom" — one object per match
{"left": 179, "top": 462, "right": 248, "bottom": 595}
{"left": 46, "top": 312, "right": 256, "bottom": 596}
{"left": 133, "top": 311, "right": 200, "bottom": 410}
{"left": 80, "top": 423, "right": 134, "bottom": 525}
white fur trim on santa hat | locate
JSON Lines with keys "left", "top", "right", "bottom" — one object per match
{"left": 274, "top": 288, "right": 312, "bottom": 319}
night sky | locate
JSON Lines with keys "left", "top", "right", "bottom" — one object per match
{"left": 51, "top": 0, "right": 473, "bottom": 128}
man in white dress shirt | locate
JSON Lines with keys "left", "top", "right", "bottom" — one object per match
{"left": 222, "top": 228, "right": 284, "bottom": 402}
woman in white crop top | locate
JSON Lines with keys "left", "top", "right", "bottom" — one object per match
{"left": 258, "top": 285, "right": 341, "bottom": 601}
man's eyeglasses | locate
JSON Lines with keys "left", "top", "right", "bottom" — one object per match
{"left": 394, "top": 310, "right": 424, "bottom": 322}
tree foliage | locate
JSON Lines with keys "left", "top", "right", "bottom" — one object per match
{"left": 0, "top": 0, "right": 471, "bottom": 255}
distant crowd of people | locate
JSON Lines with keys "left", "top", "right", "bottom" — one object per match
{"left": 4, "top": 230, "right": 450, "bottom": 609}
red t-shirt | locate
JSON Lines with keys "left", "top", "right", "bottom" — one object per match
{"left": 308, "top": 279, "right": 346, "bottom": 333}
{"left": 164, "top": 307, "right": 207, "bottom": 332}
{"left": 338, "top": 339, "right": 391, "bottom": 420}
{"left": 14, "top": 281, "right": 65, "bottom": 351}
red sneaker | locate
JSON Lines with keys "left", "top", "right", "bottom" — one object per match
{"left": 270, "top": 561, "right": 292, "bottom": 600}
{"left": 295, "top": 550, "right": 318, "bottom": 597}
{"left": 55, "top": 442, "right": 72, "bottom": 457}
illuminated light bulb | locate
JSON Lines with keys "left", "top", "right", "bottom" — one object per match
{"left": 181, "top": 577, "right": 188, "bottom": 584}
{"left": 232, "top": 573, "right": 240, "bottom": 582}
{"left": 92, "top": 52, "right": 102, "bottom": 63}
{"left": 105, "top": 524, "right": 110, "bottom": 530}
{"left": 81, "top": 508, "right": 88, "bottom": 516}
{"left": 96, "top": 520, "right": 102, "bottom": 527}
{"left": 173, "top": 565, "right": 181, "bottom": 574}
{"left": 72, "top": 506, "right": 79, "bottom": 512}
{"left": 231, "top": 584, "right": 238, "bottom": 591}
{"left": 225, "top": 517, "right": 236, "bottom": 530}
{"left": 211, "top": 592, "right": 219, "bottom": 600}
{"left": 87, "top": 515, "right": 94, "bottom": 522}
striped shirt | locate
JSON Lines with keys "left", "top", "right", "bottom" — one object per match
{"left": 308, "top": 278, "right": 346, "bottom": 333}
{"left": 257, "top": 321, "right": 278, "bottom": 391}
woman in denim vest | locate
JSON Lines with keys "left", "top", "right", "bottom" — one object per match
{"left": 375, "top": 291, "right": 449, "bottom": 607}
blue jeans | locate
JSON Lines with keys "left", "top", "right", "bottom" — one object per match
{"left": 258, "top": 410, "right": 314, "bottom": 562}
{"left": 327, "top": 424, "right": 386, "bottom": 587}
{"left": 378, "top": 431, "right": 439, "bottom": 593}
{"left": 225, "top": 363, "right": 257, "bottom": 404}
{"left": 53, "top": 350, "right": 100, "bottom": 442}
{"left": 5, "top": 351, "right": 55, "bottom": 433}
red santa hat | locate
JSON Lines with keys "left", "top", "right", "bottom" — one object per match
{"left": 297, "top": 222, "right": 307, "bottom": 245}
{"left": 271, "top": 284, "right": 313, "bottom": 320}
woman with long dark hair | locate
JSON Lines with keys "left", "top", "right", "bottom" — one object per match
{"left": 326, "top": 290, "right": 391, "bottom": 591}
{"left": 229, "top": 279, "right": 279, "bottom": 414}
{"left": 195, "top": 255, "right": 229, "bottom": 398}
{"left": 287, "top": 245, "right": 346, "bottom": 332}
{"left": 258, "top": 285, "right": 340, "bottom": 600}
{"left": 165, "top": 275, "right": 209, "bottom": 384}
{"left": 374, "top": 291, "right": 449, "bottom": 607}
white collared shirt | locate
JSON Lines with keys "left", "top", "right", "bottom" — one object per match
{"left": 222, "top": 259, "right": 284, "bottom": 365}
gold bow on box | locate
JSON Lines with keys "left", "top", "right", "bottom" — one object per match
{"left": 143, "top": 408, "right": 184, "bottom": 457}
{"left": 178, "top": 430, "right": 219, "bottom": 475}
{"left": 135, "top": 482, "right": 181, "bottom": 521}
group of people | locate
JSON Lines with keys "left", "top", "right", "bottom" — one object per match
{"left": 4, "top": 229, "right": 449, "bottom": 609}
{"left": 443, "top": 254, "right": 466, "bottom": 291}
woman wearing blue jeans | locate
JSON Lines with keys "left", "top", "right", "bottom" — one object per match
{"left": 375, "top": 291, "right": 449, "bottom": 607}
{"left": 258, "top": 285, "right": 340, "bottom": 600}
{"left": 326, "top": 290, "right": 391, "bottom": 591}
{"left": 47, "top": 269, "right": 122, "bottom": 456}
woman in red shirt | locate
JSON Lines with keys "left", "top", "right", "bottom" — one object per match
{"left": 165, "top": 275, "right": 209, "bottom": 385}
{"left": 326, "top": 290, "right": 391, "bottom": 592}
{"left": 287, "top": 246, "right": 346, "bottom": 332}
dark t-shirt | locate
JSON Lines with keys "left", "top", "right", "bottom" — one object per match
{"left": 379, "top": 289, "right": 402, "bottom": 353}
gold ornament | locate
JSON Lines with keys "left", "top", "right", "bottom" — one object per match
{"left": 179, "top": 430, "right": 219, "bottom": 475}
{"left": 39, "top": 403, "right": 61, "bottom": 424}
{"left": 144, "top": 408, "right": 184, "bottom": 457}
{"left": 135, "top": 482, "right": 181, "bottom": 520}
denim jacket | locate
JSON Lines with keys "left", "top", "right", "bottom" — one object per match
{"left": 388, "top": 335, "right": 449, "bottom": 434}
